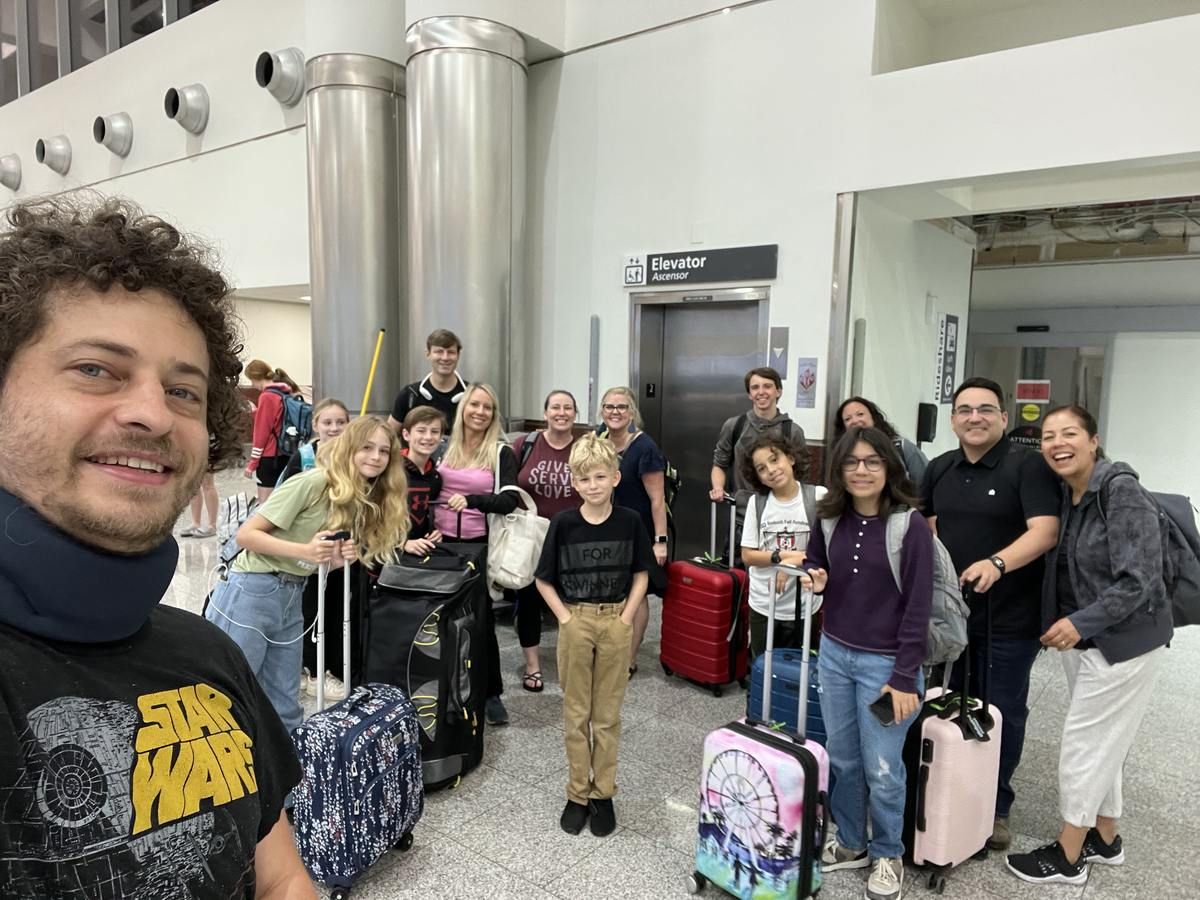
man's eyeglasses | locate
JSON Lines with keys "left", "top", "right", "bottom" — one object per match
{"left": 952, "top": 404, "right": 1002, "bottom": 418}
{"left": 841, "top": 456, "right": 885, "bottom": 473}
{"left": 602, "top": 404, "right": 630, "bottom": 413}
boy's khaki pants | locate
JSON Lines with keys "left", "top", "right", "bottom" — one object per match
{"left": 557, "top": 600, "right": 631, "bottom": 805}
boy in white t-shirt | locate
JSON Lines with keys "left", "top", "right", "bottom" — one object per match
{"left": 739, "top": 433, "right": 827, "bottom": 657}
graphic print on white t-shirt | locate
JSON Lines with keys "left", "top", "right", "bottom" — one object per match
{"left": 740, "top": 486, "right": 827, "bottom": 621}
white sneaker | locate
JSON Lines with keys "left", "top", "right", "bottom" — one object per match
{"left": 324, "top": 673, "right": 347, "bottom": 700}
{"left": 299, "top": 669, "right": 315, "bottom": 698}
{"left": 865, "top": 857, "right": 903, "bottom": 900}
{"left": 821, "top": 836, "right": 869, "bottom": 871}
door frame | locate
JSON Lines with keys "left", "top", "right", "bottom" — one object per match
{"left": 628, "top": 286, "right": 772, "bottom": 398}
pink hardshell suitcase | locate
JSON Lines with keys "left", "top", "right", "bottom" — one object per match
{"left": 903, "top": 587, "right": 1002, "bottom": 893}
{"left": 689, "top": 566, "right": 829, "bottom": 900}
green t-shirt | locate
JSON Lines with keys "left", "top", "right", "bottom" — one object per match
{"left": 233, "top": 468, "right": 332, "bottom": 577}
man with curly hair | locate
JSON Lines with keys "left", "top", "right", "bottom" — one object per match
{"left": 0, "top": 197, "right": 314, "bottom": 898}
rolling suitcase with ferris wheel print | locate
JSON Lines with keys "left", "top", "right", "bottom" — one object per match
{"left": 688, "top": 565, "right": 829, "bottom": 899}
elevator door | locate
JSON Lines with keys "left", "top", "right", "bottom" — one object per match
{"left": 634, "top": 291, "right": 768, "bottom": 560}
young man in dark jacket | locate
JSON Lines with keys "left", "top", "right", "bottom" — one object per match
{"left": 0, "top": 199, "right": 312, "bottom": 898}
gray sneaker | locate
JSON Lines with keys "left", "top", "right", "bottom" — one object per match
{"left": 865, "top": 857, "right": 903, "bottom": 900}
{"left": 821, "top": 836, "right": 869, "bottom": 871}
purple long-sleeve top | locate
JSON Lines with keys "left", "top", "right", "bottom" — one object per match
{"left": 805, "top": 508, "right": 933, "bottom": 693}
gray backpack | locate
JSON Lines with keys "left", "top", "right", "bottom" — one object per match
{"left": 819, "top": 508, "right": 968, "bottom": 667}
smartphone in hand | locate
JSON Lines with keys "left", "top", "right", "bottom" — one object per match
{"left": 868, "top": 692, "right": 896, "bottom": 727}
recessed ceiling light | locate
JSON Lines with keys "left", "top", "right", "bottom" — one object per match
{"left": 299, "top": 294, "right": 311, "bottom": 301}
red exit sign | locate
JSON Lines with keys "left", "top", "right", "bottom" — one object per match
{"left": 1015, "top": 380, "right": 1051, "bottom": 403}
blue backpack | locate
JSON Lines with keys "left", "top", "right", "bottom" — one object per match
{"left": 266, "top": 387, "right": 313, "bottom": 456}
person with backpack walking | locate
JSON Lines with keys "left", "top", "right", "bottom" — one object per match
{"left": 801, "top": 426, "right": 934, "bottom": 900}
{"left": 206, "top": 415, "right": 409, "bottom": 735}
{"left": 738, "top": 432, "right": 826, "bottom": 657}
{"left": 278, "top": 397, "right": 349, "bottom": 485}
{"left": 513, "top": 389, "right": 582, "bottom": 692}
{"left": 433, "top": 383, "right": 521, "bottom": 726}
{"left": 243, "top": 358, "right": 305, "bottom": 502}
{"left": 709, "top": 367, "right": 805, "bottom": 540}
{"left": 1005, "top": 404, "right": 1172, "bottom": 887}
{"left": 599, "top": 386, "right": 669, "bottom": 676}
{"left": 921, "top": 376, "right": 1060, "bottom": 851}
{"left": 834, "top": 396, "right": 929, "bottom": 484}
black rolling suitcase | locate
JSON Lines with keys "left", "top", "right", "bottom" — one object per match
{"left": 364, "top": 542, "right": 488, "bottom": 789}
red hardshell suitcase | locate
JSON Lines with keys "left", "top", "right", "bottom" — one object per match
{"left": 660, "top": 498, "right": 749, "bottom": 696}
{"left": 902, "top": 587, "right": 1002, "bottom": 893}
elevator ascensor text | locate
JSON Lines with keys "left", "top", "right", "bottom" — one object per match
{"left": 622, "top": 244, "right": 778, "bottom": 287}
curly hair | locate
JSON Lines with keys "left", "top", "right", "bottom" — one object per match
{"left": 738, "top": 431, "right": 809, "bottom": 494}
{"left": 317, "top": 416, "right": 409, "bottom": 567}
{"left": 0, "top": 195, "right": 246, "bottom": 467}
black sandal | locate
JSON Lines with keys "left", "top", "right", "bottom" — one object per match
{"left": 628, "top": 664, "right": 639, "bottom": 680}
{"left": 522, "top": 671, "right": 544, "bottom": 693}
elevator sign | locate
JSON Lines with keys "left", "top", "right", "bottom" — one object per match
{"left": 622, "top": 244, "right": 778, "bottom": 286}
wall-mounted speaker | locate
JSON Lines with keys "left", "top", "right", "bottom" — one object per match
{"left": 916, "top": 402, "right": 937, "bottom": 445}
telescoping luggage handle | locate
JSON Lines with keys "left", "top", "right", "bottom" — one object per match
{"left": 708, "top": 493, "right": 738, "bottom": 564}
{"left": 938, "top": 583, "right": 994, "bottom": 742}
{"left": 751, "top": 562, "right": 815, "bottom": 743}
{"left": 314, "top": 531, "right": 353, "bottom": 713}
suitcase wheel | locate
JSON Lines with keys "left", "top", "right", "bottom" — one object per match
{"left": 686, "top": 871, "right": 706, "bottom": 895}
{"left": 737, "top": 677, "right": 748, "bottom": 691}
{"left": 710, "top": 686, "right": 723, "bottom": 698}
{"left": 927, "top": 872, "right": 946, "bottom": 894}
{"left": 331, "top": 889, "right": 351, "bottom": 900}
{"left": 396, "top": 831, "right": 414, "bottom": 852}
{"left": 661, "top": 662, "right": 674, "bottom": 677}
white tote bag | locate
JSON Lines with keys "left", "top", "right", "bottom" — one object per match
{"left": 486, "top": 445, "right": 550, "bottom": 595}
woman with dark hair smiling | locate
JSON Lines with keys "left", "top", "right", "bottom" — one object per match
{"left": 802, "top": 426, "right": 933, "bottom": 900}
{"left": 1004, "top": 404, "right": 1172, "bottom": 887}
{"left": 835, "top": 396, "right": 928, "bottom": 484}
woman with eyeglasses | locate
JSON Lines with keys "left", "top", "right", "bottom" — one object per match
{"left": 835, "top": 396, "right": 928, "bottom": 485}
{"left": 801, "top": 426, "right": 933, "bottom": 900}
{"left": 598, "top": 386, "right": 669, "bottom": 675}
{"left": 1004, "top": 404, "right": 1172, "bottom": 887}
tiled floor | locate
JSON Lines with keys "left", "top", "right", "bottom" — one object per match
{"left": 166, "top": 472, "right": 1199, "bottom": 898}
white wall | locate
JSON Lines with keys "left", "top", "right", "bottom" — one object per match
{"left": 848, "top": 198, "right": 973, "bottom": 455}
{"left": 972, "top": 258, "right": 1200, "bottom": 311}
{"left": 233, "top": 297, "right": 313, "bottom": 389}
{"left": 1104, "top": 333, "right": 1200, "bottom": 502}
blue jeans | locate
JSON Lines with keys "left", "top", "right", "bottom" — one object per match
{"left": 950, "top": 636, "right": 1041, "bottom": 818}
{"left": 818, "top": 637, "right": 923, "bottom": 861}
{"left": 205, "top": 571, "right": 306, "bottom": 735}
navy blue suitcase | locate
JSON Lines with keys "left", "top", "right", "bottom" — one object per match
{"left": 747, "top": 648, "right": 828, "bottom": 745}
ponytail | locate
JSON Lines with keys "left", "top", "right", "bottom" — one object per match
{"left": 272, "top": 367, "right": 302, "bottom": 396}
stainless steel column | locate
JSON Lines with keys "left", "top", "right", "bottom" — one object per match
{"left": 407, "top": 17, "right": 527, "bottom": 418}
{"left": 305, "top": 54, "right": 406, "bottom": 414}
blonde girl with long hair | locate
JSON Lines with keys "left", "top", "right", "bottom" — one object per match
{"left": 598, "top": 385, "right": 669, "bottom": 675}
{"left": 206, "top": 415, "right": 408, "bottom": 732}
{"left": 433, "top": 383, "right": 521, "bottom": 725}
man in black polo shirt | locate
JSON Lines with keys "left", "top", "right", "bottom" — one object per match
{"left": 922, "top": 376, "right": 1059, "bottom": 851}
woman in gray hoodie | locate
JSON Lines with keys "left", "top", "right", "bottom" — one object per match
{"left": 1006, "top": 404, "right": 1173, "bottom": 888}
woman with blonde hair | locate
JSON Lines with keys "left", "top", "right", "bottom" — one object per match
{"left": 433, "top": 382, "right": 521, "bottom": 725}
{"left": 598, "top": 385, "right": 669, "bottom": 675}
{"left": 206, "top": 415, "right": 408, "bottom": 733}
{"left": 244, "top": 358, "right": 305, "bottom": 502}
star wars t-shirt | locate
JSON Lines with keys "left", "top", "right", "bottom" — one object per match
{"left": 0, "top": 606, "right": 301, "bottom": 899}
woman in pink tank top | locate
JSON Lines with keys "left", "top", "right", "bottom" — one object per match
{"left": 434, "top": 383, "right": 520, "bottom": 726}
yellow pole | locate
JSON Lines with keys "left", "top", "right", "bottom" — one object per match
{"left": 361, "top": 328, "right": 386, "bottom": 416}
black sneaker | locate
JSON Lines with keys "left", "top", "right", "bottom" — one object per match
{"left": 1005, "top": 841, "right": 1088, "bottom": 886}
{"left": 1081, "top": 829, "right": 1124, "bottom": 866}
{"left": 560, "top": 800, "right": 589, "bottom": 835}
{"left": 485, "top": 696, "right": 509, "bottom": 726}
{"left": 588, "top": 798, "right": 617, "bottom": 837}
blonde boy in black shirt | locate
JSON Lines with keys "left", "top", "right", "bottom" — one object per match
{"left": 535, "top": 434, "right": 654, "bottom": 836}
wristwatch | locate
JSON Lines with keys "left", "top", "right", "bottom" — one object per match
{"left": 770, "top": 549, "right": 782, "bottom": 565}
{"left": 654, "top": 535, "right": 668, "bottom": 545}
{"left": 989, "top": 555, "right": 1006, "bottom": 575}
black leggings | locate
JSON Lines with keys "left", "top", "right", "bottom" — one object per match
{"left": 515, "top": 582, "right": 549, "bottom": 649}
{"left": 454, "top": 536, "right": 504, "bottom": 698}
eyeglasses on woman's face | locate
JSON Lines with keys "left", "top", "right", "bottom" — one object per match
{"left": 840, "top": 455, "right": 885, "bottom": 473}
{"left": 602, "top": 403, "right": 630, "bottom": 414}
